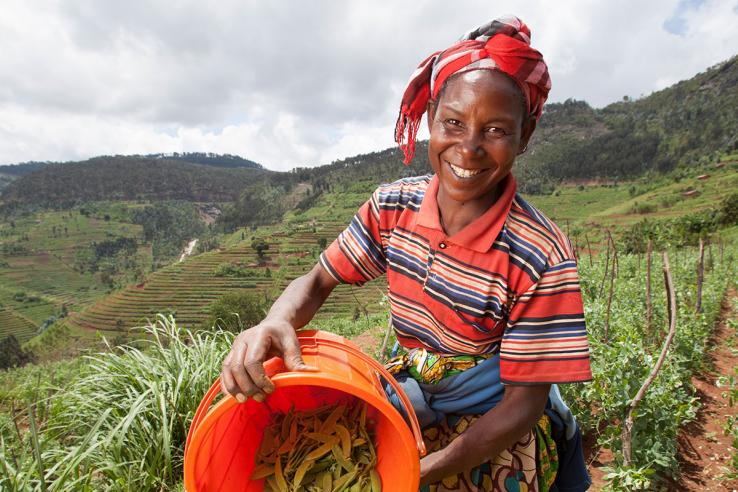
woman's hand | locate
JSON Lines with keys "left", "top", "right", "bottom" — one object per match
{"left": 219, "top": 263, "right": 339, "bottom": 403}
{"left": 220, "top": 318, "right": 315, "bottom": 403}
{"left": 419, "top": 383, "right": 550, "bottom": 485}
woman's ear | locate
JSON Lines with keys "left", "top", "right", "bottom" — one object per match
{"left": 518, "top": 115, "right": 537, "bottom": 154}
{"left": 426, "top": 100, "right": 437, "bottom": 133}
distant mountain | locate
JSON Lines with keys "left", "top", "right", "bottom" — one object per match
{"left": 514, "top": 55, "right": 738, "bottom": 192}
{"left": 0, "top": 162, "right": 51, "bottom": 176}
{"left": 2, "top": 55, "right": 735, "bottom": 216}
{"left": 0, "top": 156, "right": 271, "bottom": 208}
{"left": 0, "top": 162, "right": 52, "bottom": 193}
{"left": 145, "top": 152, "right": 263, "bottom": 170}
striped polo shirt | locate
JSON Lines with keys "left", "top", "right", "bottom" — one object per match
{"left": 320, "top": 173, "right": 592, "bottom": 384}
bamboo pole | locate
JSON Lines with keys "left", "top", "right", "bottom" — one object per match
{"left": 622, "top": 251, "right": 677, "bottom": 467}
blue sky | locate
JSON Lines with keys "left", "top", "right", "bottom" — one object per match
{"left": 0, "top": 0, "right": 736, "bottom": 170}
{"left": 663, "top": 0, "right": 707, "bottom": 34}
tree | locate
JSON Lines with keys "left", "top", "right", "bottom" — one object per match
{"left": 251, "top": 239, "right": 269, "bottom": 260}
{"left": 317, "top": 237, "right": 328, "bottom": 250}
{"left": 0, "top": 335, "right": 33, "bottom": 370}
{"left": 205, "top": 290, "right": 267, "bottom": 332}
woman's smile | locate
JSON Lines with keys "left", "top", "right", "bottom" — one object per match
{"left": 447, "top": 161, "right": 488, "bottom": 179}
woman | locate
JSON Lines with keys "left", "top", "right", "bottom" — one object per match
{"left": 221, "top": 16, "right": 592, "bottom": 491}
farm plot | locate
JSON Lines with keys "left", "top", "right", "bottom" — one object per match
{"left": 67, "top": 221, "right": 387, "bottom": 332}
{"left": 0, "top": 305, "right": 36, "bottom": 342}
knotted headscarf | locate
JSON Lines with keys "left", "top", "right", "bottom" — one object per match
{"left": 395, "top": 15, "right": 551, "bottom": 164}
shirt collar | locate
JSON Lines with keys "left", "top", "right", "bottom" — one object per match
{"left": 417, "top": 173, "right": 517, "bottom": 253}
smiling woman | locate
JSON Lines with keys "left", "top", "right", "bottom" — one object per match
{"left": 220, "top": 15, "right": 592, "bottom": 492}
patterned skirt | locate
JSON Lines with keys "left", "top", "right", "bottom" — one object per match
{"left": 419, "top": 414, "right": 558, "bottom": 492}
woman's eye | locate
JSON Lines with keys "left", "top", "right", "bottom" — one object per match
{"left": 444, "top": 119, "right": 462, "bottom": 127}
{"left": 485, "top": 127, "right": 507, "bottom": 136}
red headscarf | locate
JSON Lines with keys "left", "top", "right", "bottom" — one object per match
{"left": 395, "top": 15, "right": 551, "bottom": 164}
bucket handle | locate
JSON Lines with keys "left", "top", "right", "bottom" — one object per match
{"left": 185, "top": 337, "right": 427, "bottom": 457}
{"left": 298, "top": 333, "right": 427, "bottom": 456}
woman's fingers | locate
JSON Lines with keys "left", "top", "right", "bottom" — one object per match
{"left": 221, "top": 336, "right": 258, "bottom": 402}
{"left": 220, "top": 323, "right": 308, "bottom": 404}
{"left": 280, "top": 332, "right": 317, "bottom": 372}
{"left": 243, "top": 335, "right": 275, "bottom": 400}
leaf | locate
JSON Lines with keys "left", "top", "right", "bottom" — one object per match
{"left": 250, "top": 463, "right": 274, "bottom": 480}
{"left": 335, "top": 424, "right": 352, "bottom": 458}
{"left": 293, "top": 459, "right": 315, "bottom": 490}
{"left": 370, "top": 470, "right": 381, "bottom": 492}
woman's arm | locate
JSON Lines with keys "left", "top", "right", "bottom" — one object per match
{"left": 419, "top": 383, "right": 551, "bottom": 485}
{"left": 220, "top": 262, "right": 339, "bottom": 402}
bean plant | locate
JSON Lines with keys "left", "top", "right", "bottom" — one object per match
{"left": 560, "top": 242, "right": 736, "bottom": 489}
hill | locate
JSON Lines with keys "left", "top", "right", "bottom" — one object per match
{"left": 515, "top": 55, "right": 738, "bottom": 191}
{"left": 0, "top": 156, "right": 272, "bottom": 208}
{"left": 145, "top": 152, "right": 263, "bottom": 170}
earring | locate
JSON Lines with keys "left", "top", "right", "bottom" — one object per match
{"left": 518, "top": 145, "right": 528, "bottom": 155}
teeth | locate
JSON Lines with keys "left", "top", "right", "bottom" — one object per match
{"left": 449, "top": 163, "right": 483, "bottom": 178}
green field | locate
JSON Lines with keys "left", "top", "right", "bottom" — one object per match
{"left": 0, "top": 206, "right": 152, "bottom": 342}
{"left": 525, "top": 159, "right": 738, "bottom": 227}
{"left": 64, "top": 189, "right": 385, "bottom": 335}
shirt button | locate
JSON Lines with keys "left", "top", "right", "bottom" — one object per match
{"left": 439, "top": 242, "right": 447, "bottom": 249}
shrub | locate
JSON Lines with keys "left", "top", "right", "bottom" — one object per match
{"left": 205, "top": 290, "right": 267, "bottom": 332}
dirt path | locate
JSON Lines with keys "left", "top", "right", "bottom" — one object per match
{"left": 672, "top": 288, "right": 738, "bottom": 490}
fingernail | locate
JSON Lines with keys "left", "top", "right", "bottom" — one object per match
{"left": 235, "top": 393, "right": 246, "bottom": 403}
{"left": 298, "top": 364, "right": 320, "bottom": 372}
{"left": 253, "top": 393, "right": 265, "bottom": 403}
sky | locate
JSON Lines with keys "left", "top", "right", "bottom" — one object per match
{"left": 0, "top": 0, "right": 736, "bottom": 171}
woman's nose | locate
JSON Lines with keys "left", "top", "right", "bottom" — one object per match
{"left": 459, "top": 130, "right": 484, "bottom": 159}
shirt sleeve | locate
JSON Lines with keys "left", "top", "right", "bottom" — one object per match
{"left": 319, "top": 189, "right": 387, "bottom": 285}
{"left": 500, "top": 259, "right": 592, "bottom": 384}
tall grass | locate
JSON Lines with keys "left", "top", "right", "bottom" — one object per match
{"left": 0, "top": 315, "right": 232, "bottom": 491}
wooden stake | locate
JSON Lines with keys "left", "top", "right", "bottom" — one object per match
{"left": 604, "top": 230, "right": 618, "bottom": 341}
{"left": 379, "top": 316, "right": 394, "bottom": 363}
{"left": 695, "top": 237, "right": 705, "bottom": 313}
{"left": 707, "top": 238, "right": 713, "bottom": 270}
{"left": 585, "top": 233, "right": 593, "bottom": 267}
{"left": 645, "top": 239, "right": 653, "bottom": 342}
{"left": 622, "top": 251, "right": 677, "bottom": 467}
{"left": 598, "top": 233, "right": 611, "bottom": 299}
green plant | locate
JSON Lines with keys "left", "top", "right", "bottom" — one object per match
{"left": 0, "top": 316, "right": 232, "bottom": 491}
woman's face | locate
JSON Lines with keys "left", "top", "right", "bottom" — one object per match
{"left": 427, "top": 69, "right": 535, "bottom": 207}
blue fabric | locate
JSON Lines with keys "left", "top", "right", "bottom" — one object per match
{"left": 384, "top": 352, "right": 591, "bottom": 491}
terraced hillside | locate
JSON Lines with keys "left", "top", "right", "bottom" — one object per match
{"left": 0, "top": 207, "right": 153, "bottom": 343}
{"left": 528, "top": 159, "right": 738, "bottom": 227}
{"left": 0, "top": 305, "right": 36, "bottom": 342}
{"left": 67, "top": 189, "right": 386, "bottom": 333}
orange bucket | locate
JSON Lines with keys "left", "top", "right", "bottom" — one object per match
{"left": 184, "top": 330, "right": 426, "bottom": 491}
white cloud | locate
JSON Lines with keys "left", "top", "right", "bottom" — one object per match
{"left": 0, "top": 0, "right": 736, "bottom": 169}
